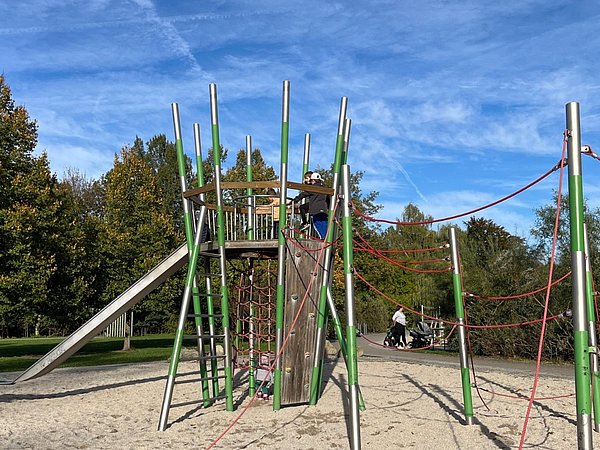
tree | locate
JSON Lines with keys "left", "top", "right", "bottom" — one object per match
{"left": 0, "top": 75, "right": 71, "bottom": 336}
{"left": 222, "top": 147, "right": 277, "bottom": 204}
{"left": 143, "top": 134, "right": 191, "bottom": 229}
{"left": 99, "top": 144, "right": 182, "bottom": 333}
{"left": 54, "top": 169, "right": 106, "bottom": 331}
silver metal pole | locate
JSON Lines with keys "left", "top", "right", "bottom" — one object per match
{"left": 273, "top": 80, "right": 291, "bottom": 410}
{"left": 584, "top": 223, "right": 600, "bottom": 432}
{"left": 246, "top": 135, "right": 254, "bottom": 240}
{"left": 449, "top": 227, "right": 474, "bottom": 425}
{"left": 566, "top": 101, "right": 593, "bottom": 449}
{"left": 310, "top": 97, "right": 347, "bottom": 404}
{"left": 342, "top": 164, "right": 361, "bottom": 450}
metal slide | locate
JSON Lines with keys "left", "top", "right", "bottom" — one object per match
{"left": 12, "top": 243, "right": 188, "bottom": 383}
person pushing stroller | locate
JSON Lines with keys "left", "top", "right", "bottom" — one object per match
{"left": 391, "top": 305, "right": 408, "bottom": 348}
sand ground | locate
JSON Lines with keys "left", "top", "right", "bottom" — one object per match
{"left": 0, "top": 355, "right": 584, "bottom": 449}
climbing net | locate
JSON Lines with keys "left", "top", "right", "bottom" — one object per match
{"left": 229, "top": 260, "right": 277, "bottom": 372}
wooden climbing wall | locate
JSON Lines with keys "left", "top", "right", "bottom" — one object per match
{"left": 280, "top": 239, "right": 326, "bottom": 405}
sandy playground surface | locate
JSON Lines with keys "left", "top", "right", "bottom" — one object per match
{"left": 0, "top": 354, "right": 585, "bottom": 449}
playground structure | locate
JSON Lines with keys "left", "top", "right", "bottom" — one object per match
{"left": 4, "top": 90, "right": 600, "bottom": 449}
{"left": 156, "top": 81, "right": 362, "bottom": 450}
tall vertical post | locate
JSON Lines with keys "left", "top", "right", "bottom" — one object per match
{"left": 273, "top": 80, "right": 291, "bottom": 411}
{"left": 158, "top": 104, "right": 207, "bottom": 430}
{"left": 584, "top": 224, "right": 600, "bottom": 432}
{"left": 195, "top": 122, "right": 220, "bottom": 398}
{"left": 246, "top": 136, "right": 254, "bottom": 240}
{"left": 209, "top": 83, "right": 234, "bottom": 412}
{"left": 566, "top": 101, "right": 593, "bottom": 449}
{"left": 309, "top": 97, "right": 347, "bottom": 405}
{"left": 191, "top": 123, "right": 211, "bottom": 405}
{"left": 302, "top": 133, "right": 311, "bottom": 179}
{"left": 341, "top": 164, "right": 361, "bottom": 450}
{"left": 299, "top": 133, "right": 311, "bottom": 234}
{"left": 449, "top": 227, "right": 474, "bottom": 425}
{"left": 248, "top": 262, "right": 256, "bottom": 396}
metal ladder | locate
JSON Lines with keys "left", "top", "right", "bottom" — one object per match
{"left": 158, "top": 105, "right": 234, "bottom": 431}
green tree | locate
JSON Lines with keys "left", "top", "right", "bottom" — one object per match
{"left": 223, "top": 147, "right": 277, "bottom": 204}
{"left": 143, "top": 134, "right": 191, "bottom": 229}
{"left": 0, "top": 75, "right": 71, "bottom": 336}
{"left": 99, "top": 144, "right": 182, "bottom": 333}
{"left": 54, "top": 169, "right": 106, "bottom": 331}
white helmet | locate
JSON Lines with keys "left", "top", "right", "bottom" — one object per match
{"left": 310, "top": 172, "right": 322, "bottom": 181}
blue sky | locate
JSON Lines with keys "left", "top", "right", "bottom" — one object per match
{"left": 3, "top": 0, "right": 600, "bottom": 240}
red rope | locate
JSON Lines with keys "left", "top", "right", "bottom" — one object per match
{"left": 354, "top": 271, "right": 562, "bottom": 329}
{"left": 354, "top": 233, "right": 452, "bottom": 274}
{"left": 353, "top": 164, "right": 559, "bottom": 226}
{"left": 479, "top": 387, "right": 575, "bottom": 401}
{"left": 466, "top": 271, "right": 571, "bottom": 301}
{"left": 519, "top": 137, "right": 567, "bottom": 450}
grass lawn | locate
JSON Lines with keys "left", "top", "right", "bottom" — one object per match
{"left": 0, "top": 334, "right": 199, "bottom": 374}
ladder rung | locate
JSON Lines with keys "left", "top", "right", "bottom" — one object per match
{"left": 175, "top": 375, "right": 227, "bottom": 385}
{"left": 198, "top": 251, "right": 220, "bottom": 258}
{"left": 196, "top": 293, "right": 223, "bottom": 298}
{"left": 179, "top": 354, "right": 225, "bottom": 361}
{"left": 197, "top": 355, "right": 226, "bottom": 361}
{"left": 182, "top": 333, "right": 225, "bottom": 340}
{"left": 178, "top": 368, "right": 225, "bottom": 377}
{"left": 171, "top": 394, "right": 228, "bottom": 408}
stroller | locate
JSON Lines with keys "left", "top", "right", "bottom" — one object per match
{"left": 383, "top": 326, "right": 397, "bottom": 347}
{"left": 409, "top": 321, "right": 433, "bottom": 348}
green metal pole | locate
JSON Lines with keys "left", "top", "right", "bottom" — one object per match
{"left": 302, "top": 133, "right": 310, "bottom": 181}
{"left": 583, "top": 224, "right": 600, "bottom": 432}
{"left": 322, "top": 119, "right": 365, "bottom": 410}
{"left": 248, "top": 262, "right": 256, "bottom": 396}
{"left": 195, "top": 124, "right": 220, "bottom": 398}
{"left": 194, "top": 124, "right": 221, "bottom": 399}
{"left": 246, "top": 135, "right": 254, "bottom": 241}
{"left": 158, "top": 108, "right": 206, "bottom": 429}
{"left": 566, "top": 101, "right": 593, "bottom": 448}
{"left": 299, "top": 133, "right": 310, "bottom": 235}
{"left": 192, "top": 123, "right": 211, "bottom": 405}
{"left": 341, "top": 164, "right": 361, "bottom": 450}
{"left": 273, "top": 80, "right": 291, "bottom": 411}
{"left": 449, "top": 227, "right": 474, "bottom": 425}
{"left": 309, "top": 97, "right": 347, "bottom": 405}
{"left": 245, "top": 136, "right": 256, "bottom": 394}
{"left": 209, "top": 83, "right": 234, "bottom": 412}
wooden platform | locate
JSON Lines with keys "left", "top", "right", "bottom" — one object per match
{"left": 200, "top": 239, "right": 280, "bottom": 259}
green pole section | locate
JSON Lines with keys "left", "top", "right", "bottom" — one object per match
{"left": 302, "top": 133, "right": 310, "bottom": 181}
{"left": 341, "top": 164, "right": 361, "bottom": 449}
{"left": 273, "top": 80, "right": 291, "bottom": 411}
{"left": 192, "top": 123, "right": 211, "bottom": 406}
{"left": 195, "top": 124, "right": 220, "bottom": 398}
{"left": 246, "top": 135, "right": 254, "bottom": 240}
{"left": 248, "top": 264, "right": 256, "bottom": 396}
{"left": 209, "top": 83, "right": 234, "bottom": 412}
{"left": 449, "top": 227, "right": 474, "bottom": 425}
{"left": 158, "top": 108, "right": 206, "bottom": 429}
{"left": 309, "top": 97, "right": 347, "bottom": 405}
{"left": 566, "top": 101, "right": 593, "bottom": 448}
{"left": 245, "top": 136, "right": 255, "bottom": 394}
{"left": 583, "top": 224, "right": 600, "bottom": 432}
